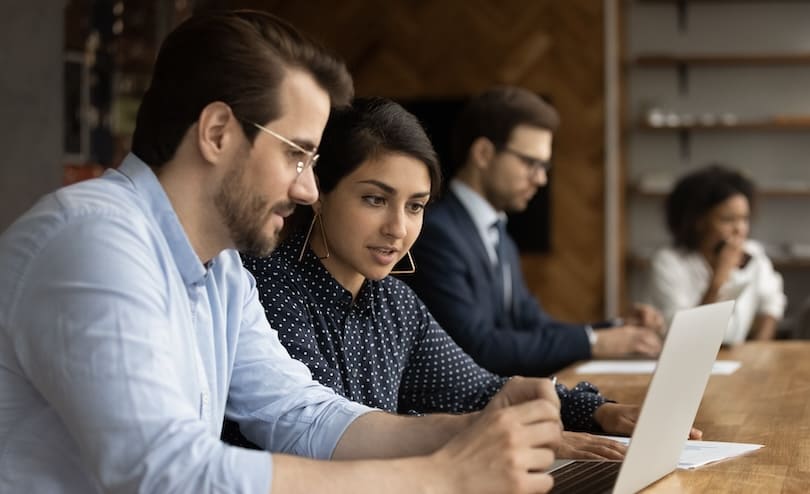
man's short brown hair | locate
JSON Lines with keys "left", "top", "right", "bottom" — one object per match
{"left": 450, "top": 86, "right": 559, "bottom": 172}
{"left": 131, "top": 10, "right": 353, "bottom": 168}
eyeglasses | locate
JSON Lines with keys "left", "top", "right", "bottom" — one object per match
{"left": 500, "top": 147, "right": 552, "bottom": 174}
{"left": 250, "top": 122, "right": 319, "bottom": 175}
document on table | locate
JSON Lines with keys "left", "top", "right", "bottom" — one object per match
{"left": 602, "top": 436, "right": 763, "bottom": 469}
{"left": 575, "top": 360, "right": 741, "bottom": 375}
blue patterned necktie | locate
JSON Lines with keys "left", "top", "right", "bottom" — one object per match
{"left": 492, "top": 219, "right": 512, "bottom": 313}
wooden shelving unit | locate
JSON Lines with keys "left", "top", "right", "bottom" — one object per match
{"left": 622, "top": 0, "right": 810, "bottom": 315}
{"left": 631, "top": 53, "right": 810, "bottom": 67}
{"left": 629, "top": 184, "right": 810, "bottom": 198}
{"left": 637, "top": 119, "right": 810, "bottom": 132}
{"left": 628, "top": 254, "right": 810, "bottom": 271}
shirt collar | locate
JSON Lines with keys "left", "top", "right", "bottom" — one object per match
{"left": 449, "top": 179, "right": 507, "bottom": 256}
{"left": 285, "top": 230, "right": 378, "bottom": 318}
{"left": 115, "top": 153, "right": 207, "bottom": 286}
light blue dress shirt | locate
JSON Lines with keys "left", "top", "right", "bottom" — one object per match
{"left": 0, "top": 154, "right": 373, "bottom": 493}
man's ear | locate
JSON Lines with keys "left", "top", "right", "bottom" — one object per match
{"left": 469, "top": 136, "right": 496, "bottom": 170}
{"left": 197, "top": 101, "right": 237, "bottom": 165}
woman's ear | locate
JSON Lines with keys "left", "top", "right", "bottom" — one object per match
{"left": 469, "top": 137, "right": 496, "bottom": 170}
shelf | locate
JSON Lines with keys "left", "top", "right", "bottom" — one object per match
{"left": 635, "top": 117, "right": 810, "bottom": 159}
{"left": 636, "top": 0, "right": 810, "bottom": 33}
{"left": 629, "top": 53, "right": 810, "bottom": 95}
{"left": 637, "top": 119, "right": 810, "bottom": 131}
{"left": 629, "top": 185, "right": 810, "bottom": 198}
{"left": 631, "top": 53, "right": 810, "bottom": 67}
{"left": 639, "top": 0, "right": 808, "bottom": 3}
{"left": 628, "top": 254, "right": 810, "bottom": 270}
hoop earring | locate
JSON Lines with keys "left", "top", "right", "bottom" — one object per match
{"left": 391, "top": 250, "right": 416, "bottom": 275}
{"left": 298, "top": 213, "right": 330, "bottom": 262}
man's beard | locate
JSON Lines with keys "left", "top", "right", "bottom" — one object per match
{"left": 214, "top": 164, "right": 291, "bottom": 258}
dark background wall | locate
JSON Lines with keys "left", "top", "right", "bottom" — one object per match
{"left": 1, "top": 0, "right": 607, "bottom": 322}
{"left": 256, "top": 0, "right": 609, "bottom": 322}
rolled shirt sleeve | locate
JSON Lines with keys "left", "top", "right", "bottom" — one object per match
{"left": 226, "top": 269, "right": 374, "bottom": 459}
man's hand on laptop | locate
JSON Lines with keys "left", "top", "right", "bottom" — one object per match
{"left": 594, "top": 403, "right": 703, "bottom": 439}
{"left": 486, "top": 376, "right": 561, "bottom": 411}
{"left": 553, "top": 431, "right": 626, "bottom": 460}
{"left": 591, "top": 325, "right": 662, "bottom": 359}
{"left": 432, "top": 384, "right": 561, "bottom": 494}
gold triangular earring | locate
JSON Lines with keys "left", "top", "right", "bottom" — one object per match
{"left": 390, "top": 250, "right": 416, "bottom": 275}
{"left": 298, "top": 213, "right": 330, "bottom": 262}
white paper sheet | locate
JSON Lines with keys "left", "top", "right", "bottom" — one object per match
{"left": 601, "top": 436, "right": 763, "bottom": 469}
{"left": 575, "top": 360, "right": 741, "bottom": 375}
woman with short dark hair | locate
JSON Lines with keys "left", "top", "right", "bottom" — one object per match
{"left": 648, "top": 164, "right": 786, "bottom": 344}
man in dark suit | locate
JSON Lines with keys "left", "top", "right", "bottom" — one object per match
{"left": 406, "top": 86, "right": 663, "bottom": 377}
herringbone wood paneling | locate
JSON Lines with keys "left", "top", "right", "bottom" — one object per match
{"left": 209, "top": 0, "right": 607, "bottom": 322}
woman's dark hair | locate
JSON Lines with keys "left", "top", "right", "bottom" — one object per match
{"left": 285, "top": 97, "right": 441, "bottom": 235}
{"left": 131, "top": 10, "right": 353, "bottom": 168}
{"left": 317, "top": 97, "right": 441, "bottom": 195}
{"left": 450, "top": 86, "right": 559, "bottom": 171}
{"left": 666, "top": 164, "right": 756, "bottom": 250}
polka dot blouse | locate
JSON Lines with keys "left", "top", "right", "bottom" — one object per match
{"left": 241, "top": 231, "right": 608, "bottom": 430}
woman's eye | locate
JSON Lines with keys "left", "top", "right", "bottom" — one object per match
{"left": 407, "top": 202, "right": 426, "bottom": 213}
{"left": 363, "top": 195, "right": 385, "bottom": 206}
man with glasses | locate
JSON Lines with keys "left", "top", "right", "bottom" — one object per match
{"left": 0, "top": 14, "right": 564, "bottom": 494}
{"left": 406, "top": 86, "right": 663, "bottom": 382}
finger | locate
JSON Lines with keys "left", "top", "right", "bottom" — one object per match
{"left": 689, "top": 427, "right": 703, "bottom": 440}
{"left": 636, "top": 334, "right": 662, "bottom": 356}
{"left": 582, "top": 445, "right": 625, "bottom": 461}
{"left": 559, "top": 449, "right": 607, "bottom": 460}
{"left": 620, "top": 419, "right": 637, "bottom": 435}
{"left": 507, "top": 398, "right": 562, "bottom": 426}
{"left": 499, "top": 377, "right": 560, "bottom": 409}
{"left": 520, "top": 445, "right": 557, "bottom": 472}
{"left": 561, "top": 439, "right": 626, "bottom": 460}
{"left": 611, "top": 416, "right": 637, "bottom": 435}
{"left": 524, "top": 472, "right": 555, "bottom": 493}
{"left": 591, "top": 441, "right": 627, "bottom": 460}
{"left": 523, "top": 420, "right": 564, "bottom": 448}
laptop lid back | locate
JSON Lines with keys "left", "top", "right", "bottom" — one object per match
{"left": 612, "top": 301, "right": 735, "bottom": 494}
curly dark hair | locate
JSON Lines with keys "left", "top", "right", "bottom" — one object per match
{"left": 665, "top": 164, "right": 756, "bottom": 250}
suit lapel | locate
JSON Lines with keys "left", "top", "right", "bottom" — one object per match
{"left": 444, "top": 191, "right": 502, "bottom": 293}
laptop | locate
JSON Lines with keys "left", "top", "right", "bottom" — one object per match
{"left": 548, "top": 300, "right": 735, "bottom": 494}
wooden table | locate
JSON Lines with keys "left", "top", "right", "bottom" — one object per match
{"left": 556, "top": 341, "right": 810, "bottom": 493}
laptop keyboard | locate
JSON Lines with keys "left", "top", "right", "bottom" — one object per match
{"left": 548, "top": 460, "right": 621, "bottom": 494}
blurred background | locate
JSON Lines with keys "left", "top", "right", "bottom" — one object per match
{"left": 2, "top": 0, "right": 809, "bottom": 329}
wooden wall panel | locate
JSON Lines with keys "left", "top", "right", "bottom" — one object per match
{"left": 215, "top": 0, "right": 607, "bottom": 322}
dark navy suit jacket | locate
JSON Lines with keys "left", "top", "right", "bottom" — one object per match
{"left": 405, "top": 190, "right": 591, "bottom": 376}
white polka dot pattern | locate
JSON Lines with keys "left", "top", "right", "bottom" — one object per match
{"left": 241, "top": 231, "right": 609, "bottom": 427}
